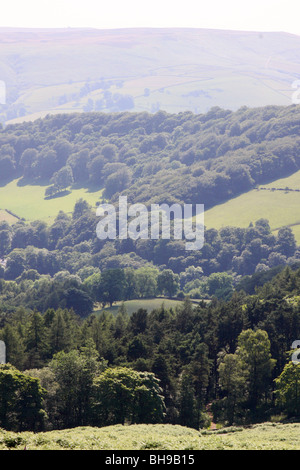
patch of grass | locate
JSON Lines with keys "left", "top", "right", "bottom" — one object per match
{"left": 0, "top": 209, "right": 19, "bottom": 224}
{"left": 0, "top": 178, "right": 104, "bottom": 224}
{"left": 1, "top": 435, "right": 26, "bottom": 449}
{"left": 94, "top": 298, "right": 200, "bottom": 316}
{"left": 204, "top": 170, "right": 300, "bottom": 244}
{"left": 139, "top": 440, "right": 162, "bottom": 450}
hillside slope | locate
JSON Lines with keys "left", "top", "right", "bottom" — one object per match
{"left": 0, "top": 27, "right": 299, "bottom": 123}
{"left": 205, "top": 169, "right": 300, "bottom": 243}
{"left": 1, "top": 107, "right": 300, "bottom": 284}
{"left": 0, "top": 423, "right": 299, "bottom": 450}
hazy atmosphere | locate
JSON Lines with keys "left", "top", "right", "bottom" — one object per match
{"left": 1, "top": 0, "right": 300, "bottom": 34}
{"left": 0, "top": 0, "right": 300, "bottom": 455}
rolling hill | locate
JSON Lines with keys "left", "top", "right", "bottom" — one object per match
{"left": 0, "top": 178, "right": 103, "bottom": 224}
{"left": 1, "top": 28, "right": 300, "bottom": 449}
{"left": 0, "top": 27, "right": 299, "bottom": 124}
{"left": 1, "top": 104, "right": 300, "bottom": 252}
{"left": 204, "top": 169, "right": 300, "bottom": 243}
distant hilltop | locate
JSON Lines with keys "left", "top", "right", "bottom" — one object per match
{"left": 0, "top": 27, "right": 299, "bottom": 124}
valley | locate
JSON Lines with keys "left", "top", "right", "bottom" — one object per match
{"left": 0, "top": 25, "right": 300, "bottom": 450}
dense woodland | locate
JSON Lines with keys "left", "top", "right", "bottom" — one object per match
{"left": 0, "top": 105, "right": 300, "bottom": 287}
{"left": 0, "top": 105, "right": 300, "bottom": 206}
{"left": 1, "top": 266, "right": 300, "bottom": 431}
{"left": 1, "top": 106, "right": 300, "bottom": 432}
{"left": 0, "top": 209, "right": 299, "bottom": 316}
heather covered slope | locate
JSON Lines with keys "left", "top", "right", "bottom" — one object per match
{"left": 0, "top": 423, "right": 300, "bottom": 450}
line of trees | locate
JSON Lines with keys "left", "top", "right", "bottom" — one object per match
{"left": 1, "top": 209, "right": 298, "bottom": 286}
{"left": 0, "top": 358, "right": 165, "bottom": 432}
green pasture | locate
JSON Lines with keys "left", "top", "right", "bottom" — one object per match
{"left": 0, "top": 209, "right": 19, "bottom": 224}
{"left": 0, "top": 178, "right": 103, "bottom": 224}
{"left": 204, "top": 170, "right": 300, "bottom": 243}
{"left": 93, "top": 298, "right": 200, "bottom": 316}
{"left": 2, "top": 168, "right": 300, "bottom": 246}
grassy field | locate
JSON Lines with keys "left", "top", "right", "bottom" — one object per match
{"left": 93, "top": 298, "right": 200, "bottom": 316}
{"left": 2, "top": 168, "right": 300, "bottom": 245}
{"left": 0, "top": 209, "right": 19, "bottom": 224}
{"left": 0, "top": 422, "right": 299, "bottom": 450}
{"left": 0, "top": 178, "right": 103, "bottom": 224}
{"left": 204, "top": 170, "right": 300, "bottom": 243}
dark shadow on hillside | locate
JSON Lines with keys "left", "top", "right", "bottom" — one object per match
{"left": 202, "top": 167, "right": 300, "bottom": 211}
{"left": 44, "top": 190, "right": 71, "bottom": 200}
{"left": 0, "top": 169, "right": 24, "bottom": 187}
{"left": 17, "top": 176, "right": 50, "bottom": 187}
{"left": 0, "top": 175, "right": 15, "bottom": 187}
